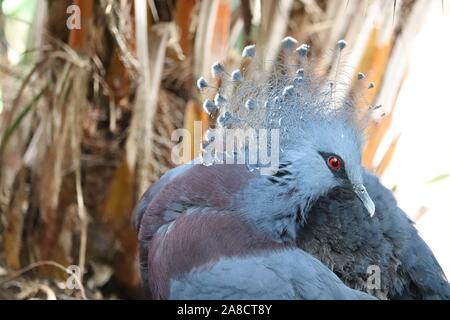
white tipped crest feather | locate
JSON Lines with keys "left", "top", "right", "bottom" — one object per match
{"left": 281, "top": 36, "right": 299, "bottom": 49}
{"left": 198, "top": 42, "right": 371, "bottom": 160}
{"left": 242, "top": 45, "right": 256, "bottom": 58}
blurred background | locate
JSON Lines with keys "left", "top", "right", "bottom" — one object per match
{"left": 0, "top": 0, "right": 448, "bottom": 299}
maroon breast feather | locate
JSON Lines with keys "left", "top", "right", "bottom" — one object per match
{"left": 147, "top": 210, "right": 290, "bottom": 299}
{"left": 137, "top": 164, "right": 271, "bottom": 299}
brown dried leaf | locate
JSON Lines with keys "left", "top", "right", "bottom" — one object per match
{"left": 4, "top": 169, "right": 27, "bottom": 269}
{"left": 183, "top": 100, "right": 203, "bottom": 163}
{"left": 100, "top": 159, "right": 139, "bottom": 290}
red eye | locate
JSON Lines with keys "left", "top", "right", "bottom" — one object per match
{"left": 328, "top": 156, "right": 341, "bottom": 171}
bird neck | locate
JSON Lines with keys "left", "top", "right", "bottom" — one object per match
{"left": 235, "top": 176, "right": 312, "bottom": 244}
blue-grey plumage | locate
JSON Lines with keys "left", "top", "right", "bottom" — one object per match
{"left": 242, "top": 44, "right": 256, "bottom": 58}
{"left": 281, "top": 36, "right": 299, "bottom": 50}
{"left": 171, "top": 249, "right": 375, "bottom": 300}
{"left": 211, "top": 61, "right": 225, "bottom": 78}
{"left": 296, "top": 44, "right": 309, "bottom": 57}
{"left": 214, "top": 93, "right": 226, "bottom": 107}
{"left": 202, "top": 99, "right": 217, "bottom": 115}
{"left": 337, "top": 39, "right": 348, "bottom": 50}
{"left": 296, "top": 171, "right": 450, "bottom": 299}
{"left": 135, "top": 163, "right": 373, "bottom": 300}
{"left": 196, "top": 76, "right": 208, "bottom": 90}
{"left": 245, "top": 98, "right": 257, "bottom": 111}
{"left": 282, "top": 85, "right": 295, "bottom": 97}
{"left": 231, "top": 69, "right": 243, "bottom": 81}
{"left": 136, "top": 163, "right": 450, "bottom": 300}
{"left": 135, "top": 39, "right": 450, "bottom": 300}
{"left": 296, "top": 68, "right": 305, "bottom": 77}
{"left": 217, "top": 111, "right": 232, "bottom": 127}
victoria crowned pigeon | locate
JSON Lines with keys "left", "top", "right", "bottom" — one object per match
{"left": 135, "top": 39, "right": 450, "bottom": 300}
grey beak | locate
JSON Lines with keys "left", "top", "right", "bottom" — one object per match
{"left": 353, "top": 184, "right": 375, "bottom": 217}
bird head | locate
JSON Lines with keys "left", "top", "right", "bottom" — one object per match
{"left": 278, "top": 114, "right": 375, "bottom": 218}
{"left": 198, "top": 37, "right": 377, "bottom": 229}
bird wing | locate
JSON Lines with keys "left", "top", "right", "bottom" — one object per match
{"left": 133, "top": 161, "right": 195, "bottom": 232}
{"left": 364, "top": 171, "right": 450, "bottom": 299}
{"left": 170, "top": 248, "right": 376, "bottom": 300}
{"left": 136, "top": 163, "right": 256, "bottom": 242}
{"left": 136, "top": 163, "right": 258, "bottom": 297}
